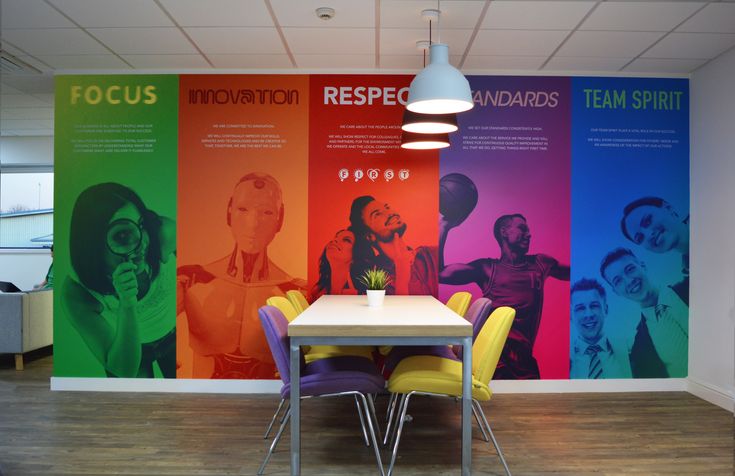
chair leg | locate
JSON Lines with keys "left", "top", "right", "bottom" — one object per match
{"left": 355, "top": 394, "right": 370, "bottom": 447}
{"left": 263, "top": 398, "right": 285, "bottom": 439}
{"left": 385, "top": 392, "right": 397, "bottom": 421}
{"left": 14, "top": 354, "right": 23, "bottom": 371}
{"left": 366, "top": 393, "right": 382, "bottom": 444}
{"left": 357, "top": 393, "right": 386, "bottom": 476}
{"left": 471, "top": 400, "right": 489, "bottom": 442}
{"left": 258, "top": 406, "right": 291, "bottom": 475}
{"left": 384, "top": 392, "right": 399, "bottom": 445}
{"left": 476, "top": 401, "right": 512, "bottom": 476}
{"left": 387, "top": 392, "right": 414, "bottom": 476}
{"left": 388, "top": 393, "right": 406, "bottom": 449}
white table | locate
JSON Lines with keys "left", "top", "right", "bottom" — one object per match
{"left": 288, "top": 295, "right": 473, "bottom": 475}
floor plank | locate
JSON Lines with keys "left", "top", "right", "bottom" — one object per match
{"left": 0, "top": 352, "right": 732, "bottom": 476}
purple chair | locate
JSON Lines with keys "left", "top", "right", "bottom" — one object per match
{"left": 453, "top": 297, "right": 493, "bottom": 358}
{"left": 257, "top": 305, "right": 386, "bottom": 476}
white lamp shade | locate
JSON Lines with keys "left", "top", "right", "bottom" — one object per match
{"left": 400, "top": 131, "right": 451, "bottom": 150}
{"left": 406, "top": 43, "right": 474, "bottom": 114}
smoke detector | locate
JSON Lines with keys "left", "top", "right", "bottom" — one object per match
{"left": 316, "top": 7, "right": 335, "bottom": 20}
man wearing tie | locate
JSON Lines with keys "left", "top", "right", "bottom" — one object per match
{"left": 569, "top": 278, "right": 632, "bottom": 379}
{"left": 600, "top": 248, "right": 688, "bottom": 378}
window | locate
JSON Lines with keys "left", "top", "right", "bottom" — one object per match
{"left": 0, "top": 170, "right": 54, "bottom": 248}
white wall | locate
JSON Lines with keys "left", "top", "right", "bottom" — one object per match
{"left": 689, "top": 48, "right": 735, "bottom": 412}
{"left": 0, "top": 136, "right": 54, "bottom": 166}
{"left": 0, "top": 249, "right": 52, "bottom": 290}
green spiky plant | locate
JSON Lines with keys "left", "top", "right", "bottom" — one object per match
{"left": 359, "top": 266, "right": 392, "bottom": 291}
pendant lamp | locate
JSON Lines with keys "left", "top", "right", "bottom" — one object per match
{"left": 406, "top": 43, "right": 473, "bottom": 114}
{"left": 401, "top": 109, "right": 458, "bottom": 134}
{"left": 400, "top": 131, "right": 450, "bottom": 150}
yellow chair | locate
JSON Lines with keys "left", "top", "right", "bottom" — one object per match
{"left": 265, "top": 296, "right": 299, "bottom": 322}
{"left": 286, "top": 290, "right": 310, "bottom": 314}
{"left": 267, "top": 294, "right": 373, "bottom": 363}
{"left": 385, "top": 306, "right": 516, "bottom": 476}
{"left": 446, "top": 291, "right": 472, "bottom": 317}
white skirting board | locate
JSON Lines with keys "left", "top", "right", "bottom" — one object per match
{"left": 52, "top": 377, "right": 688, "bottom": 395}
{"left": 686, "top": 378, "right": 735, "bottom": 413}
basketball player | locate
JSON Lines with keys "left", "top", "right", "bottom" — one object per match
{"left": 439, "top": 211, "right": 569, "bottom": 379}
{"left": 177, "top": 173, "right": 305, "bottom": 379}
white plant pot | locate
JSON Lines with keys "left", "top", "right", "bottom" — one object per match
{"left": 366, "top": 289, "right": 386, "bottom": 307}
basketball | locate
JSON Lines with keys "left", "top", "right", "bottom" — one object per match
{"left": 440, "top": 173, "right": 478, "bottom": 227}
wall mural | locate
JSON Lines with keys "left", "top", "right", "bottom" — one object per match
{"left": 53, "top": 74, "right": 689, "bottom": 381}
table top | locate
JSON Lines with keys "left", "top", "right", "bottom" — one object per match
{"left": 288, "top": 294, "right": 472, "bottom": 337}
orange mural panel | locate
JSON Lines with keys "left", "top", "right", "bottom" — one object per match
{"left": 177, "top": 75, "right": 309, "bottom": 379}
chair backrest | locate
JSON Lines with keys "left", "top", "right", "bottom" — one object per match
{"left": 472, "top": 306, "right": 515, "bottom": 384}
{"left": 453, "top": 297, "right": 493, "bottom": 357}
{"left": 446, "top": 291, "right": 472, "bottom": 317}
{"left": 466, "top": 297, "right": 493, "bottom": 339}
{"left": 266, "top": 296, "right": 299, "bottom": 321}
{"left": 287, "top": 290, "right": 310, "bottom": 314}
{"left": 258, "top": 305, "right": 303, "bottom": 384}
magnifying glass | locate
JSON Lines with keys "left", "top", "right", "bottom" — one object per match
{"left": 106, "top": 218, "right": 143, "bottom": 260}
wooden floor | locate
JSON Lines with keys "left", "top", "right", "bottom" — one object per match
{"left": 0, "top": 350, "right": 732, "bottom": 476}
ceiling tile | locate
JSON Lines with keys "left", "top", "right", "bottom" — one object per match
{"left": 49, "top": 0, "right": 173, "bottom": 28}
{"left": 379, "top": 54, "right": 462, "bottom": 69}
{"left": 580, "top": 1, "right": 703, "bottom": 32}
{"left": 381, "top": 1, "right": 486, "bottom": 29}
{"left": 643, "top": 32, "right": 735, "bottom": 59}
{"left": 271, "top": 0, "right": 374, "bottom": 28}
{"left": 208, "top": 54, "right": 293, "bottom": 69}
{"left": 35, "top": 54, "right": 130, "bottom": 69}
{"left": 381, "top": 28, "right": 473, "bottom": 56}
{"left": 544, "top": 56, "right": 631, "bottom": 72}
{"left": 282, "top": 28, "right": 374, "bottom": 55}
{"left": 122, "top": 54, "right": 210, "bottom": 69}
{"left": 625, "top": 57, "right": 708, "bottom": 73}
{"left": 483, "top": 1, "right": 594, "bottom": 30}
{"left": 678, "top": 3, "right": 735, "bottom": 33}
{"left": 1, "top": 28, "right": 109, "bottom": 55}
{"left": 185, "top": 27, "right": 284, "bottom": 54}
{"left": 295, "top": 54, "right": 375, "bottom": 69}
{"left": 0, "top": 94, "right": 50, "bottom": 107}
{"left": 0, "top": 107, "right": 54, "bottom": 120}
{"left": 9, "top": 55, "right": 54, "bottom": 73}
{"left": 0, "top": 0, "right": 75, "bottom": 29}
{"left": 158, "top": 0, "right": 273, "bottom": 27}
{"left": 88, "top": 27, "right": 198, "bottom": 55}
{"left": 463, "top": 55, "right": 547, "bottom": 70}
{"left": 471, "top": 30, "right": 569, "bottom": 56}
{"left": 557, "top": 31, "right": 663, "bottom": 58}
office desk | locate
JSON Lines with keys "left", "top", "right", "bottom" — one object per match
{"left": 288, "top": 295, "right": 473, "bottom": 475}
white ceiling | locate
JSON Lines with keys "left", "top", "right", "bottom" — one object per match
{"left": 1, "top": 0, "right": 734, "bottom": 137}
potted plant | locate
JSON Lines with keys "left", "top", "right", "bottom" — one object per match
{"left": 359, "top": 266, "right": 391, "bottom": 307}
